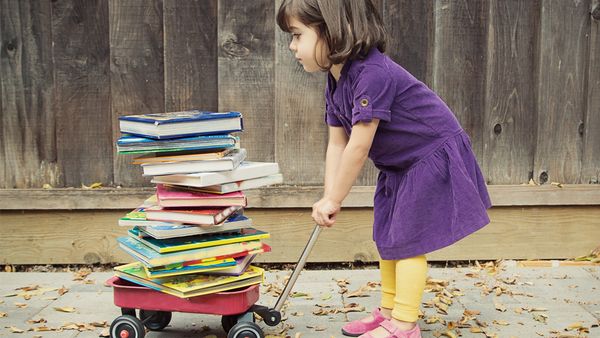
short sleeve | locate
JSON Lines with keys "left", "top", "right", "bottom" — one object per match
{"left": 351, "top": 65, "right": 395, "bottom": 125}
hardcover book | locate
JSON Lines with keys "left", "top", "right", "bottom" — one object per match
{"left": 151, "top": 161, "right": 280, "bottom": 188}
{"left": 170, "top": 173, "right": 284, "bottom": 194}
{"left": 141, "top": 148, "right": 247, "bottom": 176}
{"left": 117, "top": 236, "right": 264, "bottom": 267}
{"left": 114, "top": 262, "right": 264, "bottom": 298}
{"left": 206, "top": 254, "right": 258, "bottom": 276}
{"left": 132, "top": 148, "right": 234, "bottom": 165}
{"left": 138, "top": 214, "right": 252, "bottom": 239}
{"left": 118, "top": 195, "right": 180, "bottom": 227}
{"left": 144, "top": 205, "right": 242, "bottom": 226}
{"left": 156, "top": 184, "right": 247, "bottom": 207}
{"left": 143, "top": 258, "right": 236, "bottom": 279}
{"left": 128, "top": 227, "right": 270, "bottom": 254}
{"left": 117, "top": 134, "right": 238, "bottom": 154}
{"left": 146, "top": 243, "right": 271, "bottom": 271}
{"left": 118, "top": 110, "right": 243, "bottom": 139}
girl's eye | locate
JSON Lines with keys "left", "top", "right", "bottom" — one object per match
{"left": 292, "top": 33, "right": 301, "bottom": 39}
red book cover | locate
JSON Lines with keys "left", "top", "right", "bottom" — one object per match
{"left": 156, "top": 184, "right": 246, "bottom": 207}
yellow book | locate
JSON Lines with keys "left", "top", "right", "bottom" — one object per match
{"left": 114, "top": 262, "right": 264, "bottom": 298}
{"left": 143, "top": 258, "right": 236, "bottom": 279}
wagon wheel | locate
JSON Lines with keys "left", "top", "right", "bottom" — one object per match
{"left": 110, "top": 315, "right": 145, "bottom": 338}
{"left": 222, "top": 312, "right": 257, "bottom": 333}
{"left": 139, "top": 309, "right": 172, "bottom": 331}
{"left": 227, "top": 322, "right": 264, "bottom": 338}
{"left": 221, "top": 314, "right": 238, "bottom": 333}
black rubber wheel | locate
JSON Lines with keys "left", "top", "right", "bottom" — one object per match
{"left": 109, "top": 315, "right": 145, "bottom": 338}
{"left": 221, "top": 314, "right": 238, "bottom": 333}
{"left": 227, "top": 322, "right": 264, "bottom": 338}
{"left": 121, "top": 308, "right": 136, "bottom": 317}
{"left": 139, "top": 310, "right": 172, "bottom": 331}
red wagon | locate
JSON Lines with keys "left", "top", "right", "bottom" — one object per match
{"left": 107, "top": 225, "right": 322, "bottom": 338}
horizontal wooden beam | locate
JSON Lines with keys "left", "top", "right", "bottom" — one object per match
{"left": 1, "top": 206, "right": 599, "bottom": 264}
{"left": 1, "top": 184, "right": 600, "bottom": 210}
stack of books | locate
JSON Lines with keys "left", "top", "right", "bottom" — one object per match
{"left": 113, "top": 110, "right": 283, "bottom": 298}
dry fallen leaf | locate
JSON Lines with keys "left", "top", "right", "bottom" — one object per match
{"left": 27, "top": 318, "right": 46, "bottom": 324}
{"left": 15, "top": 303, "right": 28, "bottom": 308}
{"left": 54, "top": 306, "right": 76, "bottom": 313}
{"left": 0, "top": 312, "right": 6, "bottom": 317}
{"left": 532, "top": 313, "right": 548, "bottom": 323}
{"left": 9, "top": 326, "right": 24, "bottom": 333}
{"left": 493, "top": 301, "right": 507, "bottom": 312}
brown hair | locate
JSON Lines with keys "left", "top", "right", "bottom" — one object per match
{"left": 277, "top": 0, "right": 387, "bottom": 70}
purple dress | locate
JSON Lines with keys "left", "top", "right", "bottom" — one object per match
{"left": 325, "top": 48, "right": 492, "bottom": 260}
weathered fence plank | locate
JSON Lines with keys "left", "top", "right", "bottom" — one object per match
{"left": 274, "top": 0, "right": 328, "bottom": 185}
{"left": 52, "top": 0, "right": 113, "bottom": 188}
{"left": 534, "top": 0, "right": 589, "bottom": 184}
{"left": 2, "top": 206, "right": 599, "bottom": 264}
{"left": 109, "top": 0, "right": 164, "bottom": 187}
{"left": 432, "top": 0, "right": 489, "bottom": 160}
{"left": 384, "top": 0, "right": 434, "bottom": 85}
{"left": 0, "top": 0, "right": 56, "bottom": 189}
{"left": 582, "top": 0, "right": 600, "bottom": 184}
{"left": 483, "top": 0, "right": 539, "bottom": 184}
{"left": 218, "top": 0, "right": 275, "bottom": 162}
{"left": 164, "top": 0, "right": 218, "bottom": 112}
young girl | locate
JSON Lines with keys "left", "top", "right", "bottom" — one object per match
{"left": 277, "top": 1, "right": 492, "bottom": 338}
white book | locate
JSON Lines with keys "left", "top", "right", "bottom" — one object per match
{"left": 139, "top": 214, "right": 253, "bottom": 239}
{"left": 141, "top": 148, "right": 247, "bottom": 176}
{"left": 151, "top": 161, "right": 280, "bottom": 188}
{"left": 188, "top": 173, "right": 284, "bottom": 194}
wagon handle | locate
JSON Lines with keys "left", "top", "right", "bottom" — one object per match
{"left": 273, "top": 224, "right": 323, "bottom": 312}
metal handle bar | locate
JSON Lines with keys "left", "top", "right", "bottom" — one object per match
{"left": 273, "top": 224, "right": 323, "bottom": 312}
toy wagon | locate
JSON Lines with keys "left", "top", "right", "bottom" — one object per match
{"left": 107, "top": 225, "right": 322, "bottom": 338}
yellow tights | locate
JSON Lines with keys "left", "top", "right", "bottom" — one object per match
{"left": 379, "top": 255, "right": 428, "bottom": 322}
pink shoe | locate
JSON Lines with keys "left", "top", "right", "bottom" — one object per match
{"left": 358, "top": 320, "right": 421, "bottom": 338}
{"left": 341, "top": 308, "right": 387, "bottom": 337}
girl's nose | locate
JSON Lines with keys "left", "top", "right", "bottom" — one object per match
{"left": 289, "top": 40, "right": 296, "bottom": 52}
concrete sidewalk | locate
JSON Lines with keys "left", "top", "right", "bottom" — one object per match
{"left": 0, "top": 262, "right": 598, "bottom": 338}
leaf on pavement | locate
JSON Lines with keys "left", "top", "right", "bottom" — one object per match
{"left": 53, "top": 306, "right": 76, "bottom": 313}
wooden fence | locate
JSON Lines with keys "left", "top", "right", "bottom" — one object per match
{"left": 1, "top": 0, "right": 599, "bottom": 188}
{"left": 1, "top": 0, "right": 600, "bottom": 264}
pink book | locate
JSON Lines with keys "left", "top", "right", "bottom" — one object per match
{"left": 156, "top": 184, "right": 247, "bottom": 207}
{"left": 145, "top": 205, "right": 242, "bottom": 225}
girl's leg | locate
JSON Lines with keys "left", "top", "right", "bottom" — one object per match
{"left": 390, "top": 255, "right": 427, "bottom": 327}
{"left": 379, "top": 258, "right": 397, "bottom": 318}
{"left": 341, "top": 259, "right": 394, "bottom": 336}
{"left": 363, "top": 255, "right": 427, "bottom": 337}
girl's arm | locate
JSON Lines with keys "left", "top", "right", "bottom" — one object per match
{"left": 312, "top": 119, "right": 380, "bottom": 226}
{"left": 324, "top": 126, "right": 349, "bottom": 196}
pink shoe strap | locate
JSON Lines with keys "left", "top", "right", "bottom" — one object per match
{"left": 372, "top": 307, "right": 385, "bottom": 320}
{"left": 379, "top": 320, "right": 419, "bottom": 337}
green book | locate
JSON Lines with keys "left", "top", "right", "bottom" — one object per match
{"left": 128, "top": 227, "right": 270, "bottom": 254}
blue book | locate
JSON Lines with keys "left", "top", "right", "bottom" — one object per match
{"left": 117, "top": 236, "right": 264, "bottom": 267}
{"left": 137, "top": 213, "right": 253, "bottom": 239}
{"left": 119, "top": 111, "right": 243, "bottom": 139}
{"left": 116, "top": 134, "right": 238, "bottom": 154}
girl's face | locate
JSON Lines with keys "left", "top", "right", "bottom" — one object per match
{"left": 287, "top": 17, "right": 329, "bottom": 72}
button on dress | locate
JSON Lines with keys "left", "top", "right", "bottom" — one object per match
{"left": 325, "top": 48, "right": 492, "bottom": 260}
